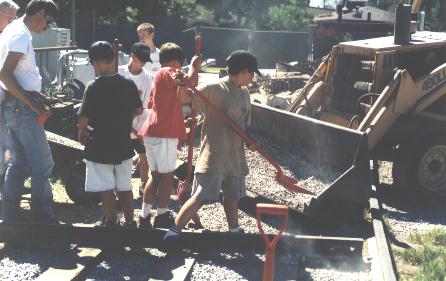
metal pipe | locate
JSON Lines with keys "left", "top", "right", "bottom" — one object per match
{"left": 70, "top": 0, "right": 76, "bottom": 45}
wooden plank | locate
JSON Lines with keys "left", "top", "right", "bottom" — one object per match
{"left": 35, "top": 248, "right": 102, "bottom": 281}
{"left": 0, "top": 221, "right": 363, "bottom": 258}
{"left": 368, "top": 160, "right": 397, "bottom": 281}
{"left": 148, "top": 257, "right": 195, "bottom": 281}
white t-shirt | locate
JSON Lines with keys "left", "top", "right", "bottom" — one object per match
{"left": 118, "top": 64, "right": 153, "bottom": 136}
{"left": 143, "top": 47, "right": 161, "bottom": 75}
{"left": 0, "top": 19, "right": 42, "bottom": 93}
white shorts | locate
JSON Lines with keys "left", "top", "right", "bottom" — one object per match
{"left": 144, "top": 137, "right": 178, "bottom": 173}
{"left": 85, "top": 158, "right": 133, "bottom": 192}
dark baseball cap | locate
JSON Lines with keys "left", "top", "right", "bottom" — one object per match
{"left": 226, "top": 50, "right": 262, "bottom": 76}
{"left": 131, "top": 42, "right": 152, "bottom": 63}
{"left": 88, "top": 41, "right": 114, "bottom": 62}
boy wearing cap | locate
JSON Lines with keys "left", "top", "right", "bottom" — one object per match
{"left": 78, "top": 41, "right": 143, "bottom": 227}
{"left": 164, "top": 50, "right": 260, "bottom": 238}
{"left": 138, "top": 43, "right": 200, "bottom": 229}
{"left": 118, "top": 42, "right": 153, "bottom": 194}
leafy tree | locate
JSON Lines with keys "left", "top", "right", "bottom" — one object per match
{"left": 266, "top": 0, "right": 312, "bottom": 31}
{"left": 163, "top": 0, "right": 197, "bottom": 22}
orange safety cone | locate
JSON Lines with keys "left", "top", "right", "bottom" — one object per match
{"left": 256, "top": 203, "right": 289, "bottom": 281}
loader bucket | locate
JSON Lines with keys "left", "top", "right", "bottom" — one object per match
{"left": 250, "top": 104, "right": 370, "bottom": 219}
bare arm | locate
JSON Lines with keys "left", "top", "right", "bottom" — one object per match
{"left": 77, "top": 116, "right": 89, "bottom": 145}
{"left": 188, "top": 55, "right": 201, "bottom": 87}
{"left": 0, "top": 52, "right": 50, "bottom": 115}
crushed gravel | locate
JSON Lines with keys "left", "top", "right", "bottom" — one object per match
{"left": 378, "top": 161, "right": 446, "bottom": 242}
{"left": 178, "top": 132, "right": 341, "bottom": 211}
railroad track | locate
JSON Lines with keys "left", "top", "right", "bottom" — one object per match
{"left": 0, "top": 160, "right": 396, "bottom": 281}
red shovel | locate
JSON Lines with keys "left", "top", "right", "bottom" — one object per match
{"left": 188, "top": 85, "right": 314, "bottom": 195}
{"left": 177, "top": 35, "right": 202, "bottom": 201}
{"left": 256, "top": 203, "right": 289, "bottom": 281}
{"left": 177, "top": 108, "right": 197, "bottom": 202}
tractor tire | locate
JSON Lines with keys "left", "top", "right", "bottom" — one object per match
{"left": 62, "top": 161, "right": 99, "bottom": 205}
{"left": 393, "top": 135, "right": 446, "bottom": 199}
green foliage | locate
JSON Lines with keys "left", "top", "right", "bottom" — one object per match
{"left": 126, "top": 6, "right": 139, "bottom": 25}
{"left": 164, "top": 0, "right": 197, "bottom": 21}
{"left": 410, "top": 228, "right": 446, "bottom": 247}
{"left": 396, "top": 228, "right": 446, "bottom": 281}
{"left": 266, "top": 0, "right": 312, "bottom": 31}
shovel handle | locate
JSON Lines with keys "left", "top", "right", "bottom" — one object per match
{"left": 256, "top": 203, "right": 288, "bottom": 281}
{"left": 257, "top": 203, "right": 288, "bottom": 217}
{"left": 256, "top": 203, "right": 288, "bottom": 247}
{"left": 195, "top": 35, "right": 202, "bottom": 56}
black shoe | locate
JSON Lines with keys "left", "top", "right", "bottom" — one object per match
{"left": 122, "top": 220, "right": 137, "bottom": 228}
{"left": 153, "top": 212, "right": 174, "bottom": 229}
{"left": 138, "top": 215, "right": 152, "bottom": 228}
{"left": 187, "top": 222, "right": 204, "bottom": 230}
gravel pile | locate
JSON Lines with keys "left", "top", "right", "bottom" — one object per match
{"left": 178, "top": 132, "right": 341, "bottom": 211}
{"left": 378, "top": 161, "right": 446, "bottom": 242}
{"left": 0, "top": 256, "right": 41, "bottom": 281}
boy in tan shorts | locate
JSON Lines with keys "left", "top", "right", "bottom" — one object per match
{"left": 164, "top": 50, "right": 260, "bottom": 239}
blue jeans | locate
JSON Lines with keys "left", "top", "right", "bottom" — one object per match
{"left": 1, "top": 97, "right": 54, "bottom": 221}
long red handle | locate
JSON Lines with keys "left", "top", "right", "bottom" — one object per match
{"left": 195, "top": 35, "right": 202, "bottom": 56}
{"left": 184, "top": 108, "right": 197, "bottom": 184}
{"left": 189, "top": 86, "right": 314, "bottom": 195}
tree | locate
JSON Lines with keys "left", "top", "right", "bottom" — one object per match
{"left": 266, "top": 0, "right": 312, "bottom": 31}
{"left": 163, "top": 0, "right": 197, "bottom": 22}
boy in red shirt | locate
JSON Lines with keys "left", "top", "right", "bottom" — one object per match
{"left": 139, "top": 43, "right": 200, "bottom": 228}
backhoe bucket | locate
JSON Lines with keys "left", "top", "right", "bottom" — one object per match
{"left": 251, "top": 104, "right": 370, "bottom": 219}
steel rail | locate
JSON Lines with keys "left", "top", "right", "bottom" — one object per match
{"left": 0, "top": 221, "right": 363, "bottom": 258}
{"left": 368, "top": 160, "right": 397, "bottom": 281}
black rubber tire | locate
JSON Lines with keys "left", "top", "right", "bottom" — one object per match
{"left": 393, "top": 135, "right": 446, "bottom": 199}
{"left": 62, "top": 161, "right": 100, "bottom": 205}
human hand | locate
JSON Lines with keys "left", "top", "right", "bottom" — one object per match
{"left": 29, "top": 98, "right": 52, "bottom": 117}
{"left": 191, "top": 55, "right": 202, "bottom": 71}
{"left": 78, "top": 129, "right": 88, "bottom": 145}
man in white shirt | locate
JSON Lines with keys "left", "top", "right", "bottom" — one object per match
{"left": 137, "top": 22, "right": 161, "bottom": 74}
{"left": 0, "top": 0, "right": 19, "bottom": 186}
{"left": 0, "top": 0, "right": 58, "bottom": 222}
{"left": 0, "top": 0, "right": 18, "bottom": 31}
{"left": 118, "top": 42, "right": 153, "bottom": 193}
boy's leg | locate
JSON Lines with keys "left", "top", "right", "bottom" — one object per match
{"left": 223, "top": 196, "right": 239, "bottom": 229}
{"left": 116, "top": 191, "right": 134, "bottom": 222}
{"left": 85, "top": 161, "right": 116, "bottom": 223}
{"left": 156, "top": 172, "right": 174, "bottom": 209}
{"left": 164, "top": 174, "right": 221, "bottom": 239}
{"left": 114, "top": 158, "right": 134, "bottom": 223}
{"left": 139, "top": 153, "right": 149, "bottom": 186}
{"left": 222, "top": 176, "right": 246, "bottom": 231}
{"left": 174, "top": 195, "right": 203, "bottom": 229}
{"left": 100, "top": 190, "right": 117, "bottom": 222}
